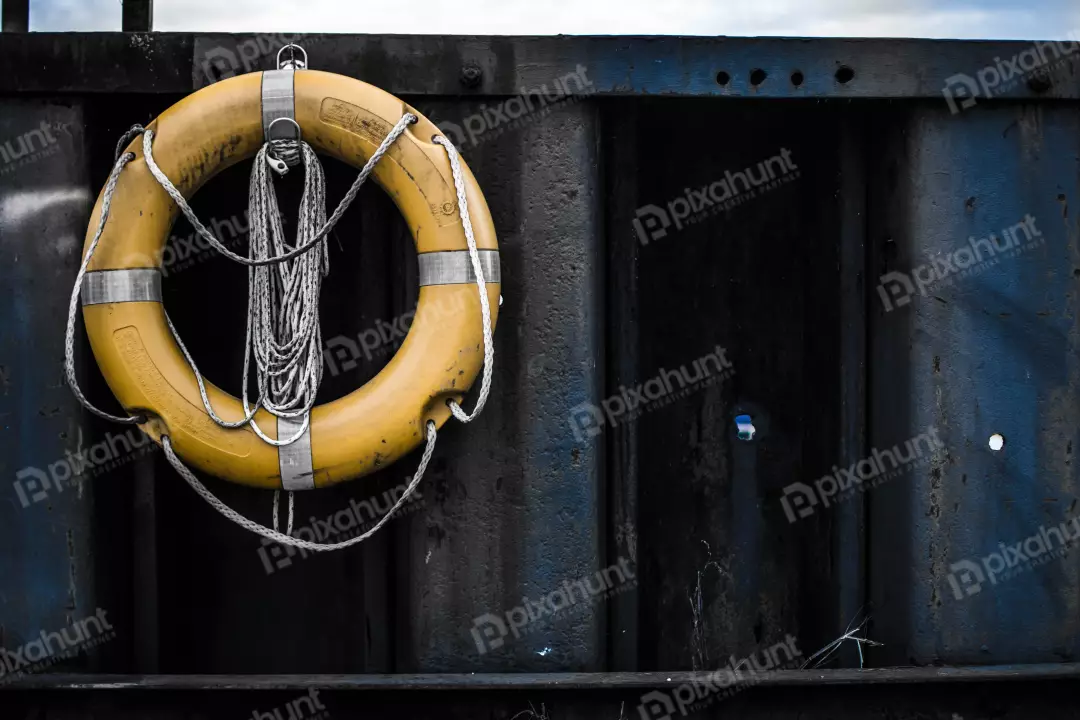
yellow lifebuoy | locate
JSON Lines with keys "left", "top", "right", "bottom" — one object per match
{"left": 80, "top": 70, "right": 500, "bottom": 490}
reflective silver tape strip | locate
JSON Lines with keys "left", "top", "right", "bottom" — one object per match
{"left": 262, "top": 69, "right": 296, "bottom": 140}
{"left": 278, "top": 415, "right": 315, "bottom": 491}
{"left": 418, "top": 250, "right": 501, "bottom": 287}
{"left": 81, "top": 269, "right": 162, "bottom": 306}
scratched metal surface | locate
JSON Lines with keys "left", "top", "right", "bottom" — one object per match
{"left": 0, "top": 34, "right": 1078, "bottom": 100}
{"left": 0, "top": 99, "right": 110, "bottom": 668}
{"left": 869, "top": 103, "right": 1080, "bottom": 665}
{"left": 625, "top": 98, "right": 852, "bottom": 669}
{"left": 0, "top": 33, "right": 1078, "bottom": 681}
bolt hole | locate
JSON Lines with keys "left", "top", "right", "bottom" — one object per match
{"left": 735, "top": 414, "right": 756, "bottom": 441}
{"left": 750, "top": 68, "right": 768, "bottom": 87}
{"left": 988, "top": 433, "right": 1005, "bottom": 452}
{"left": 716, "top": 70, "right": 731, "bottom": 86}
{"left": 791, "top": 70, "right": 804, "bottom": 87}
{"left": 835, "top": 66, "right": 855, "bottom": 84}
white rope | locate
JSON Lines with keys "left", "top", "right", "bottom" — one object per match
{"left": 266, "top": 136, "right": 302, "bottom": 172}
{"left": 140, "top": 114, "right": 416, "bottom": 268}
{"left": 432, "top": 136, "right": 494, "bottom": 422}
{"left": 272, "top": 489, "right": 295, "bottom": 536}
{"left": 162, "top": 421, "right": 437, "bottom": 551}
{"left": 247, "top": 142, "right": 326, "bottom": 422}
{"left": 63, "top": 148, "right": 145, "bottom": 425}
{"left": 801, "top": 610, "right": 881, "bottom": 670}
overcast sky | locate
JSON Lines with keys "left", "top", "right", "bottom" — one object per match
{"left": 26, "top": 0, "right": 1080, "bottom": 39}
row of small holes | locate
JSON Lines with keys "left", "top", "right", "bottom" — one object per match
{"left": 715, "top": 67, "right": 855, "bottom": 87}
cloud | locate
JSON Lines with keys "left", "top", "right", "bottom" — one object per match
{"left": 30, "top": 0, "right": 120, "bottom": 31}
{"left": 28, "top": 0, "right": 1080, "bottom": 38}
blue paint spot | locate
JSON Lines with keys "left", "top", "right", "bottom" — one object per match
{"left": 735, "top": 414, "right": 755, "bottom": 441}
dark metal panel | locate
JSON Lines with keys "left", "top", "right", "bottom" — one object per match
{"left": 131, "top": 454, "right": 158, "bottom": 672}
{"left": 834, "top": 116, "right": 869, "bottom": 654}
{"left": 0, "top": 33, "right": 194, "bottom": 92}
{"left": 121, "top": 0, "right": 153, "bottom": 33}
{"left": 0, "top": 99, "right": 103, "bottom": 659}
{"left": 0, "top": 82, "right": 604, "bottom": 676}
{"left": 1, "top": 34, "right": 1079, "bottom": 100}
{"left": 1, "top": 0, "right": 29, "bottom": 32}
{"left": 150, "top": 152, "right": 410, "bottom": 674}
{"left": 630, "top": 99, "right": 848, "bottom": 669}
{"left": 869, "top": 102, "right": 1080, "bottom": 664}
{"left": 401, "top": 97, "right": 604, "bottom": 672}
{"left": 603, "top": 103, "right": 640, "bottom": 671}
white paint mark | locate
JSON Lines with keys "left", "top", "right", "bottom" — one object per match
{"left": 0, "top": 187, "right": 90, "bottom": 229}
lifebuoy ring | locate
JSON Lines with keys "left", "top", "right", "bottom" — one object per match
{"left": 79, "top": 70, "right": 500, "bottom": 490}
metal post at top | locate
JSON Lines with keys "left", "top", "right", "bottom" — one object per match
{"left": 122, "top": 0, "right": 153, "bottom": 32}
{"left": 2, "top": 0, "right": 30, "bottom": 32}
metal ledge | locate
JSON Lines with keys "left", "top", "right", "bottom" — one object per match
{"left": 0, "top": 34, "right": 1077, "bottom": 99}
{"left": 5, "top": 665, "right": 1080, "bottom": 690}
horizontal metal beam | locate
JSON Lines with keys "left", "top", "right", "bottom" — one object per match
{"left": 6, "top": 665, "right": 1080, "bottom": 690}
{"left": 0, "top": 33, "right": 1077, "bottom": 99}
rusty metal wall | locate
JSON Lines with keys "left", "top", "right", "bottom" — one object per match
{"left": 1, "top": 34, "right": 1080, "bottom": 694}
{"left": 869, "top": 103, "right": 1080, "bottom": 665}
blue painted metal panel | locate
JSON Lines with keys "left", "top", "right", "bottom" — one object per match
{"left": 0, "top": 100, "right": 100, "bottom": 657}
{"left": 870, "top": 103, "right": 1080, "bottom": 664}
